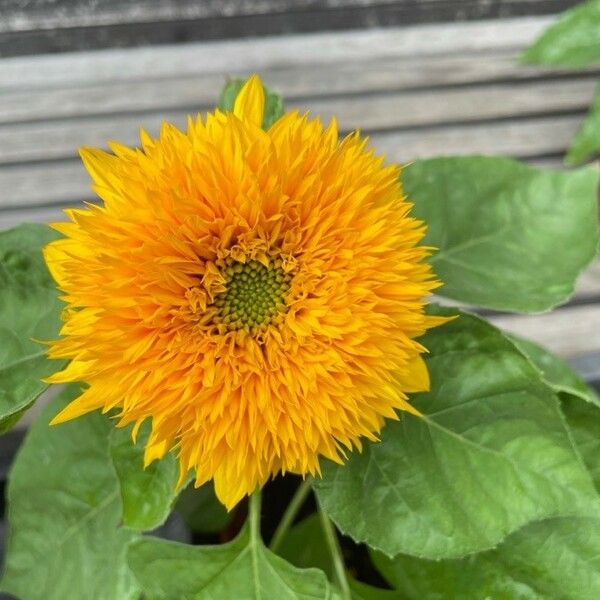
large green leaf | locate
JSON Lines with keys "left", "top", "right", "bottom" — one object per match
{"left": 0, "top": 386, "right": 140, "bottom": 600}
{"left": 313, "top": 309, "right": 599, "bottom": 559}
{"left": 110, "top": 420, "right": 179, "bottom": 531}
{"left": 0, "top": 224, "right": 65, "bottom": 430}
{"left": 218, "top": 78, "right": 285, "bottom": 130}
{"left": 521, "top": 0, "right": 600, "bottom": 68}
{"left": 372, "top": 516, "right": 600, "bottom": 600}
{"left": 509, "top": 334, "right": 600, "bottom": 407}
{"left": 567, "top": 83, "right": 600, "bottom": 166}
{"left": 402, "top": 157, "right": 599, "bottom": 312}
{"left": 128, "top": 524, "right": 336, "bottom": 599}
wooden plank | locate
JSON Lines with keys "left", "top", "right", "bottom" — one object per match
{"left": 0, "top": 115, "right": 582, "bottom": 209}
{"left": 3, "top": 58, "right": 598, "bottom": 126}
{"left": 0, "top": 78, "right": 590, "bottom": 165}
{"left": 0, "top": 1, "right": 575, "bottom": 33}
{"left": 0, "top": 3, "right": 578, "bottom": 59}
{"left": 0, "top": 17, "right": 555, "bottom": 91}
{"left": 490, "top": 304, "right": 600, "bottom": 358}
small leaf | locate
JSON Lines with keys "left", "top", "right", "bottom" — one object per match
{"left": 372, "top": 517, "right": 600, "bottom": 600}
{"left": 521, "top": 0, "right": 600, "bottom": 68}
{"left": 175, "top": 481, "right": 232, "bottom": 534}
{"left": 403, "top": 157, "right": 599, "bottom": 313}
{"left": 0, "top": 224, "right": 66, "bottom": 431}
{"left": 218, "top": 78, "right": 285, "bottom": 129}
{"left": 510, "top": 334, "right": 600, "bottom": 407}
{"left": 313, "top": 309, "right": 599, "bottom": 559}
{"left": 110, "top": 420, "right": 179, "bottom": 531}
{"left": 128, "top": 524, "right": 336, "bottom": 599}
{"left": 567, "top": 83, "right": 600, "bottom": 165}
{"left": 1, "top": 386, "right": 140, "bottom": 600}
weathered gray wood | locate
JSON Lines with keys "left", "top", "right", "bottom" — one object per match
{"left": 0, "top": 1, "right": 578, "bottom": 59}
{"left": 0, "top": 0, "right": 575, "bottom": 33}
{"left": 0, "top": 17, "right": 555, "bottom": 91}
{"left": 490, "top": 305, "right": 600, "bottom": 359}
{"left": 3, "top": 65, "right": 597, "bottom": 126}
{"left": 0, "top": 77, "right": 591, "bottom": 166}
{"left": 0, "top": 115, "right": 582, "bottom": 209}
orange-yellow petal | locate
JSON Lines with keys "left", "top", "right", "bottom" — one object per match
{"left": 233, "top": 74, "right": 265, "bottom": 127}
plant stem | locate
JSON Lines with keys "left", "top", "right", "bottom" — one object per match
{"left": 249, "top": 490, "right": 262, "bottom": 544}
{"left": 269, "top": 478, "right": 313, "bottom": 552}
{"left": 318, "top": 501, "right": 351, "bottom": 600}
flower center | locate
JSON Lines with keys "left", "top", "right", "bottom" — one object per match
{"left": 214, "top": 259, "right": 291, "bottom": 330}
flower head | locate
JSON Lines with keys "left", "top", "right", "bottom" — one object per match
{"left": 44, "top": 75, "right": 445, "bottom": 509}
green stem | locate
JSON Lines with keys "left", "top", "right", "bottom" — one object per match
{"left": 269, "top": 478, "right": 313, "bottom": 552}
{"left": 318, "top": 501, "right": 351, "bottom": 600}
{"left": 249, "top": 490, "right": 262, "bottom": 544}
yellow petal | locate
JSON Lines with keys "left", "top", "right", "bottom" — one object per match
{"left": 233, "top": 74, "right": 265, "bottom": 127}
{"left": 398, "top": 355, "right": 430, "bottom": 394}
{"left": 50, "top": 388, "right": 103, "bottom": 425}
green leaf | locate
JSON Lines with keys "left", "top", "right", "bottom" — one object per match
{"left": 521, "top": 0, "right": 600, "bottom": 68}
{"left": 402, "top": 157, "right": 599, "bottom": 313}
{"left": 562, "top": 394, "right": 600, "bottom": 493}
{"left": 175, "top": 481, "right": 232, "bottom": 534}
{"left": 218, "top": 78, "right": 285, "bottom": 129}
{"left": 110, "top": 420, "right": 179, "bottom": 531}
{"left": 0, "top": 386, "right": 140, "bottom": 600}
{"left": 509, "top": 334, "right": 600, "bottom": 407}
{"left": 313, "top": 309, "right": 599, "bottom": 559}
{"left": 567, "top": 83, "right": 600, "bottom": 165}
{"left": 128, "top": 524, "right": 337, "bottom": 599}
{"left": 372, "top": 517, "right": 600, "bottom": 600}
{"left": 0, "top": 224, "right": 66, "bottom": 431}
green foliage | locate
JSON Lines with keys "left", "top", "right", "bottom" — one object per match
{"left": 313, "top": 309, "right": 599, "bottom": 559}
{"left": 218, "top": 78, "right": 285, "bottom": 129}
{"left": 175, "top": 481, "right": 232, "bottom": 534}
{"left": 128, "top": 523, "right": 336, "bottom": 599}
{"left": 0, "top": 224, "right": 65, "bottom": 431}
{"left": 372, "top": 516, "right": 600, "bottom": 600}
{"left": 562, "top": 394, "right": 600, "bottom": 492}
{"left": 368, "top": 336, "right": 600, "bottom": 599}
{"left": 110, "top": 420, "right": 179, "bottom": 531}
{"left": 567, "top": 83, "right": 600, "bottom": 165}
{"left": 522, "top": 0, "right": 600, "bottom": 68}
{"left": 1, "top": 386, "right": 140, "bottom": 600}
{"left": 402, "top": 157, "right": 599, "bottom": 313}
{"left": 1, "top": 386, "right": 181, "bottom": 599}
{"left": 510, "top": 334, "right": 600, "bottom": 407}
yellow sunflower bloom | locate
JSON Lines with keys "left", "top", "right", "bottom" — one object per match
{"left": 44, "top": 75, "right": 445, "bottom": 509}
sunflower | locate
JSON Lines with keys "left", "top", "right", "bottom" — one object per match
{"left": 44, "top": 75, "right": 445, "bottom": 509}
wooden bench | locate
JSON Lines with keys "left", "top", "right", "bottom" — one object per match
{"left": 1, "top": 1, "right": 598, "bottom": 381}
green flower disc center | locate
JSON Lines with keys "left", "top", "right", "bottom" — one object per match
{"left": 214, "top": 259, "right": 291, "bottom": 330}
